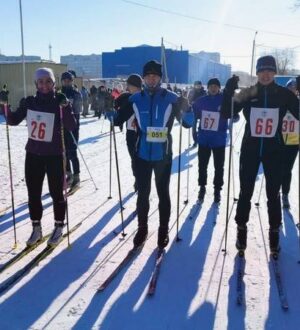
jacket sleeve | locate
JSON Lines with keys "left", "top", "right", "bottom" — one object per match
{"left": 62, "top": 104, "right": 77, "bottom": 131}
{"left": 6, "top": 97, "right": 28, "bottom": 125}
{"left": 173, "top": 97, "right": 194, "bottom": 128}
{"left": 220, "top": 90, "right": 244, "bottom": 119}
{"left": 284, "top": 88, "right": 299, "bottom": 120}
{"left": 113, "top": 100, "right": 134, "bottom": 126}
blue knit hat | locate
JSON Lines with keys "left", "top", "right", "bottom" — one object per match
{"left": 256, "top": 55, "right": 277, "bottom": 74}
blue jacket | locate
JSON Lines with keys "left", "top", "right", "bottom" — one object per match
{"left": 193, "top": 93, "right": 228, "bottom": 148}
{"left": 114, "top": 87, "right": 194, "bottom": 161}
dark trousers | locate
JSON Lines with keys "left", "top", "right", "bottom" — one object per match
{"left": 25, "top": 152, "right": 66, "bottom": 225}
{"left": 126, "top": 130, "right": 137, "bottom": 178}
{"left": 281, "top": 145, "right": 298, "bottom": 194}
{"left": 66, "top": 114, "right": 80, "bottom": 175}
{"left": 235, "top": 145, "right": 282, "bottom": 229}
{"left": 198, "top": 145, "right": 225, "bottom": 190}
{"left": 136, "top": 157, "right": 172, "bottom": 229}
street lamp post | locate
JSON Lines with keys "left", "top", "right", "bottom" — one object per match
{"left": 19, "top": 0, "right": 26, "bottom": 97}
{"left": 250, "top": 31, "right": 258, "bottom": 82}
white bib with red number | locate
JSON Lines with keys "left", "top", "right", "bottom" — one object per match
{"left": 27, "top": 110, "right": 55, "bottom": 142}
{"left": 250, "top": 107, "right": 279, "bottom": 138}
{"left": 200, "top": 111, "right": 220, "bottom": 131}
{"left": 282, "top": 112, "right": 299, "bottom": 134}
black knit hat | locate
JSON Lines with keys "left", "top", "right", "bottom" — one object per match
{"left": 143, "top": 60, "right": 162, "bottom": 77}
{"left": 207, "top": 78, "right": 221, "bottom": 88}
{"left": 61, "top": 71, "right": 73, "bottom": 81}
{"left": 256, "top": 55, "right": 277, "bottom": 74}
{"left": 127, "top": 74, "right": 142, "bottom": 88}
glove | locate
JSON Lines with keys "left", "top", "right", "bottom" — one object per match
{"left": 0, "top": 90, "right": 9, "bottom": 104}
{"left": 296, "top": 76, "right": 300, "bottom": 92}
{"left": 225, "top": 75, "right": 239, "bottom": 96}
{"left": 56, "top": 92, "right": 69, "bottom": 107}
{"left": 105, "top": 110, "right": 117, "bottom": 122}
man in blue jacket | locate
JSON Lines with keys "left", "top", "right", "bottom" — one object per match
{"left": 109, "top": 60, "right": 194, "bottom": 249}
{"left": 193, "top": 78, "right": 230, "bottom": 204}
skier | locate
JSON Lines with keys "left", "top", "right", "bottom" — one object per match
{"left": 0, "top": 68, "right": 76, "bottom": 247}
{"left": 188, "top": 80, "right": 207, "bottom": 147}
{"left": 81, "top": 86, "right": 90, "bottom": 117}
{"left": 193, "top": 78, "right": 239, "bottom": 203}
{"left": 61, "top": 71, "right": 82, "bottom": 190}
{"left": 113, "top": 74, "right": 142, "bottom": 191}
{"left": 221, "top": 55, "right": 300, "bottom": 254}
{"left": 106, "top": 60, "right": 194, "bottom": 249}
{"left": 280, "top": 79, "right": 299, "bottom": 209}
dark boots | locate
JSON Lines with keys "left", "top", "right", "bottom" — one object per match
{"left": 198, "top": 186, "right": 206, "bottom": 202}
{"left": 133, "top": 226, "right": 148, "bottom": 248}
{"left": 158, "top": 226, "right": 169, "bottom": 249}
{"left": 269, "top": 228, "right": 280, "bottom": 254}
{"left": 236, "top": 225, "right": 247, "bottom": 251}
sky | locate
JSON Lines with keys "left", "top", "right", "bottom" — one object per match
{"left": 1, "top": 0, "right": 300, "bottom": 73}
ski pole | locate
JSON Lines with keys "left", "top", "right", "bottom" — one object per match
{"left": 59, "top": 106, "right": 71, "bottom": 248}
{"left": 176, "top": 119, "right": 183, "bottom": 242}
{"left": 4, "top": 103, "right": 17, "bottom": 248}
{"left": 296, "top": 97, "right": 300, "bottom": 264}
{"left": 112, "top": 120, "right": 126, "bottom": 237}
{"left": 108, "top": 121, "right": 112, "bottom": 199}
{"left": 223, "top": 97, "right": 234, "bottom": 254}
{"left": 231, "top": 146, "right": 238, "bottom": 202}
{"left": 255, "top": 175, "right": 264, "bottom": 207}
{"left": 69, "top": 132, "right": 98, "bottom": 191}
{"left": 184, "top": 128, "right": 191, "bottom": 205}
{"left": 100, "top": 114, "right": 105, "bottom": 133}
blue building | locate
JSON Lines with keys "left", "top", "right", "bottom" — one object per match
{"left": 102, "top": 45, "right": 231, "bottom": 85}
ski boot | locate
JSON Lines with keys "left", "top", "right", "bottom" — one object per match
{"left": 269, "top": 228, "right": 281, "bottom": 258}
{"left": 214, "top": 189, "right": 221, "bottom": 204}
{"left": 235, "top": 225, "right": 247, "bottom": 253}
{"left": 158, "top": 226, "right": 169, "bottom": 249}
{"left": 47, "top": 226, "right": 63, "bottom": 247}
{"left": 281, "top": 194, "right": 290, "bottom": 209}
{"left": 133, "top": 226, "right": 148, "bottom": 248}
{"left": 26, "top": 225, "right": 43, "bottom": 247}
{"left": 198, "top": 186, "right": 206, "bottom": 203}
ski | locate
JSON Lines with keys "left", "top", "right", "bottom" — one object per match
{"left": 236, "top": 250, "right": 245, "bottom": 305}
{"left": 148, "top": 248, "right": 165, "bottom": 296}
{"left": 0, "top": 199, "right": 109, "bottom": 280}
{"left": 0, "top": 234, "right": 51, "bottom": 274}
{"left": 270, "top": 254, "right": 289, "bottom": 310}
{"left": 0, "top": 206, "right": 10, "bottom": 218}
{"left": 97, "top": 245, "right": 143, "bottom": 292}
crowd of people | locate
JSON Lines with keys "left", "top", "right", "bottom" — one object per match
{"left": 0, "top": 55, "right": 299, "bottom": 257}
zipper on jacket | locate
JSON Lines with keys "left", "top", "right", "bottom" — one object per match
{"left": 259, "top": 88, "right": 267, "bottom": 157}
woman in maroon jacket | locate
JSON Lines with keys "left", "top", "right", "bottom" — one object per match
{"left": 2, "top": 68, "right": 76, "bottom": 247}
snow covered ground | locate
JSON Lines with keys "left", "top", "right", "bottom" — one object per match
{"left": 0, "top": 113, "right": 300, "bottom": 330}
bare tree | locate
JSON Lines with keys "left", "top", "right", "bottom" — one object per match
{"left": 260, "top": 48, "right": 295, "bottom": 75}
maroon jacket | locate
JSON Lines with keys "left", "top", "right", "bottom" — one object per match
{"left": 7, "top": 91, "right": 76, "bottom": 156}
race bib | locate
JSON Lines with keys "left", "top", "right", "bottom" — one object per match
{"left": 27, "top": 109, "right": 55, "bottom": 142}
{"left": 250, "top": 107, "right": 279, "bottom": 138}
{"left": 200, "top": 111, "right": 220, "bottom": 131}
{"left": 146, "top": 127, "right": 168, "bottom": 143}
{"left": 282, "top": 112, "right": 299, "bottom": 134}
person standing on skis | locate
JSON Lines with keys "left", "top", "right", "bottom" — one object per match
{"left": 113, "top": 74, "right": 143, "bottom": 191}
{"left": 61, "top": 71, "right": 82, "bottom": 190}
{"left": 193, "top": 78, "right": 238, "bottom": 204}
{"left": 106, "top": 60, "right": 194, "bottom": 249}
{"left": 0, "top": 68, "right": 76, "bottom": 247}
{"left": 221, "top": 55, "right": 300, "bottom": 255}
{"left": 280, "top": 79, "right": 299, "bottom": 209}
